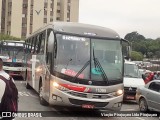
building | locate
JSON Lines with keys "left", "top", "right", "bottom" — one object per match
{"left": 0, "top": 0, "right": 79, "bottom": 38}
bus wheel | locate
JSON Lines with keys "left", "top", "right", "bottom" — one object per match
{"left": 24, "top": 70, "right": 27, "bottom": 81}
{"left": 39, "top": 84, "right": 49, "bottom": 106}
{"left": 26, "top": 82, "right": 31, "bottom": 89}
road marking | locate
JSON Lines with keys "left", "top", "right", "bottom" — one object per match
{"left": 18, "top": 91, "right": 38, "bottom": 98}
{"left": 18, "top": 92, "right": 29, "bottom": 96}
{"left": 125, "top": 109, "right": 136, "bottom": 111}
{"left": 135, "top": 117, "right": 145, "bottom": 120}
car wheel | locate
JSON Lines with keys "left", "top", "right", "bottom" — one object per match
{"left": 139, "top": 98, "right": 148, "bottom": 112}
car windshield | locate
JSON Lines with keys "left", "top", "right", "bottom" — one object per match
{"left": 124, "top": 63, "right": 141, "bottom": 78}
{"left": 55, "top": 34, "right": 123, "bottom": 81}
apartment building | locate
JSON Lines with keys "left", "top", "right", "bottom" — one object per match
{"left": 0, "top": 0, "right": 79, "bottom": 38}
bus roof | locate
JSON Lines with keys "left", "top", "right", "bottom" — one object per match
{"left": 27, "top": 22, "right": 120, "bottom": 39}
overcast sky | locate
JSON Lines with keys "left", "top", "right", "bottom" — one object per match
{"left": 79, "top": 0, "right": 160, "bottom": 39}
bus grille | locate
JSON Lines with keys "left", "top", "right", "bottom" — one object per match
{"left": 67, "top": 91, "right": 112, "bottom": 99}
{"left": 69, "top": 98, "right": 109, "bottom": 107}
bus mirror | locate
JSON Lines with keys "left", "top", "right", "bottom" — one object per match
{"left": 121, "top": 39, "right": 131, "bottom": 60}
{"left": 48, "top": 31, "right": 54, "bottom": 52}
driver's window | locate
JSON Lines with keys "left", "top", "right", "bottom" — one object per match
{"left": 149, "top": 82, "right": 160, "bottom": 92}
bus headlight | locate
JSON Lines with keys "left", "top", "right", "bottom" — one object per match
{"left": 53, "top": 82, "right": 69, "bottom": 91}
{"left": 36, "top": 67, "right": 42, "bottom": 72}
{"left": 116, "top": 89, "right": 123, "bottom": 96}
{"left": 110, "top": 89, "right": 123, "bottom": 96}
{"left": 53, "top": 82, "right": 59, "bottom": 87}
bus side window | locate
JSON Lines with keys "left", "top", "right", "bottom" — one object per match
{"left": 33, "top": 35, "right": 38, "bottom": 53}
{"left": 29, "top": 39, "right": 32, "bottom": 53}
{"left": 37, "top": 34, "right": 41, "bottom": 53}
{"left": 46, "top": 29, "right": 53, "bottom": 64}
{"left": 40, "top": 32, "right": 45, "bottom": 54}
{"left": 35, "top": 35, "right": 39, "bottom": 54}
{"left": 37, "top": 33, "right": 44, "bottom": 54}
{"left": 31, "top": 37, "right": 35, "bottom": 53}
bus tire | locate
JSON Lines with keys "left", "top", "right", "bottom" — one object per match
{"left": 26, "top": 82, "right": 32, "bottom": 89}
{"left": 24, "top": 70, "right": 27, "bottom": 81}
{"left": 39, "top": 83, "right": 49, "bottom": 106}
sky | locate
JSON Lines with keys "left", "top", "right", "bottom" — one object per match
{"left": 79, "top": 0, "right": 160, "bottom": 39}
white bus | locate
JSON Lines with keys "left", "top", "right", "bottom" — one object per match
{"left": 0, "top": 40, "right": 25, "bottom": 79}
{"left": 24, "top": 22, "right": 130, "bottom": 111}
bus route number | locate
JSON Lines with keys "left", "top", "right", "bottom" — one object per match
{"left": 96, "top": 88, "right": 107, "bottom": 93}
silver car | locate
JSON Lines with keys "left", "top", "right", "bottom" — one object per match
{"left": 136, "top": 80, "right": 160, "bottom": 112}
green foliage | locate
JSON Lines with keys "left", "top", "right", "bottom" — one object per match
{"left": 131, "top": 51, "right": 143, "bottom": 61}
{"left": 124, "top": 31, "right": 145, "bottom": 42}
{"left": 0, "top": 34, "right": 21, "bottom": 40}
{"left": 124, "top": 31, "right": 160, "bottom": 59}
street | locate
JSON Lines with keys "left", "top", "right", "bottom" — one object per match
{"left": 14, "top": 80, "right": 159, "bottom": 120}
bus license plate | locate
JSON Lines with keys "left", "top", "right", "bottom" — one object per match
{"left": 82, "top": 104, "right": 94, "bottom": 109}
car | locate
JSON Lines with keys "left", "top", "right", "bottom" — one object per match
{"left": 136, "top": 80, "right": 160, "bottom": 112}
{"left": 123, "top": 61, "right": 145, "bottom": 100}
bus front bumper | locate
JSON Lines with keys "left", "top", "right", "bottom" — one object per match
{"left": 49, "top": 87, "right": 123, "bottom": 111}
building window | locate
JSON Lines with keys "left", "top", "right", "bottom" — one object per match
{"left": 22, "top": 14, "right": 26, "bottom": 18}
{"left": 23, "top": 4, "right": 28, "bottom": 8}
{"left": 50, "top": 18, "right": 53, "bottom": 22}
{"left": 67, "top": 12, "right": 70, "bottom": 18}
{"left": 44, "top": 10, "right": 47, "bottom": 15}
{"left": 44, "top": 18, "right": 47, "bottom": 23}
{"left": 22, "top": 23, "right": 27, "bottom": 27}
{"left": 56, "top": 17, "right": 60, "bottom": 20}
{"left": 50, "top": 11, "right": 53, "bottom": 16}
{"left": 57, "top": 10, "right": 60, "bottom": 13}
{"left": 8, "top": 21, "right": 11, "bottom": 26}
{"left": 57, "top": 2, "right": 60, "bottom": 6}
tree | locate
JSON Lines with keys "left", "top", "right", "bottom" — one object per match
{"left": 131, "top": 51, "right": 143, "bottom": 61}
{"left": 156, "top": 37, "right": 160, "bottom": 41}
{"left": 124, "top": 31, "right": 145, "bottom": 42}
{"left": 0, "top": 34, "right": 21, "bottom": 40}
{"left": 155, "top": 51, "right": 160, "bottom": 59}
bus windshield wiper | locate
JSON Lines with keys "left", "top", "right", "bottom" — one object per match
{"left": 92, "top": 46, "right": 109, "bottom": 84}
{"left": 124, "top": 74, "right": 138, "bottom": 78}
{"left": 72, "top": 60, "right": 90, "bottom": 81}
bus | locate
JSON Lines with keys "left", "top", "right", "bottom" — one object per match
{"left": 0, "top": 40, "right": 25, "bottom": 79}
{"left": 24, "top": 22, "right": 130, "bottom": 111}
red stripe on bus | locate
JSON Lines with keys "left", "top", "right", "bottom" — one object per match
{"left": 60, "top": 84, "right": 86, "bottom": 92}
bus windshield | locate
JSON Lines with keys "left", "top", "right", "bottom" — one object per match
{"left": 124, "top": 63, "right": 141, "bottom": 78}
{"left": 55, "top": 34, "right": 123, "bottom": 81}
{"left": 2, "top": 46, "right": 24, "bottom": 60}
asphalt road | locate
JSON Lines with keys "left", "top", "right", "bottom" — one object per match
{"left": 13, "top": 80, "right": 159, "bottom": 120}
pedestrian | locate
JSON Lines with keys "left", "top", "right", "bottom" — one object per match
{"left": 144, "top": 72, "right": 155, "bottom": 84}
{"left": 0, "top": 58, "right": 18, "bottom": 120}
